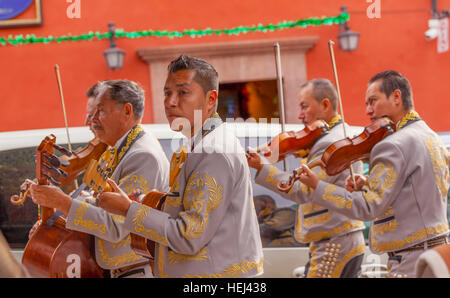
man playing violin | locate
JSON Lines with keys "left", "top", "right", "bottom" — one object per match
{"left": 28, "top": 80, "right": 170, "bottom": 278}
{"left": 85, "top": 82, "right": 100, "bottom": 137}
{"left": 298, "top": 71, "right": 449, "bottom": 277}
{"left": 97, "top": 55, "right": 264, "bottom": 278}
{"left": 247, "top": 79, "right": 366, "bottom": 278}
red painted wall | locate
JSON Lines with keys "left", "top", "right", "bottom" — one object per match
{"left": 1, "top": 0, "right": 449, "bottom": 132}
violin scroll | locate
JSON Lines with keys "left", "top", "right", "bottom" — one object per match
{"left": 10, "top": 188, "right": 30, "bottom": 206}
{"left": 277, "top": 159, "right": 323, "bottom": 193}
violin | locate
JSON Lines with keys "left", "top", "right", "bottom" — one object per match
{"left": 277, "top": 117, "right": 395, "bottom": 193}
{"left": 251, "top": 120, "right": 329, "bottom": 164}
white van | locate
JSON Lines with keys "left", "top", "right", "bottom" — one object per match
{"left": 4, "top": 123, "right": 448, "bottom": 277}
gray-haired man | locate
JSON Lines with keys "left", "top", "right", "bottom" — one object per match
{"left": 28, "top": 80, "right": 170, "bottom": 278}
{"left": 247, "top": 78, "right": 366, "bottom": 278}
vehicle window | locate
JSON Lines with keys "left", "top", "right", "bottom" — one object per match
{"left": 0, "top": 147, "right": 37, "bottom": 248}
{"left": 0, "top": 143, "right": 88, "bottom": 248}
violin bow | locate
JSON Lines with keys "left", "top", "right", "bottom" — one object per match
{"left": 54, "top": 64, "right": 78, "bottom": 189}
{"left": 274, "top": 43, "right": 289, "bottom": 172}
{"left": 327, "top": 40, "right": 356, "bottom": 184}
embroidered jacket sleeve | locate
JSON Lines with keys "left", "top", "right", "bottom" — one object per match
{"left": 310, "top": 141, "right": 405, "bottom": 221}
{"left": 124, "top": 152, "right": 234, "bottom": 256}
{"left": 66, "top": 149, "right": 165, "bottom": 242}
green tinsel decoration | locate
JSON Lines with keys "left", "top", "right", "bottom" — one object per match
{"left": 0, "top": 12, "right": 349, "bottom": 47}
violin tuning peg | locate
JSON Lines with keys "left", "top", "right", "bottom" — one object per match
{"left": 57, "top": 156, "right": 70, "bottom": 168}
{"left": 43, "top": 163, "right": 67, "bottom": 179}
{"left": 53, "top": 143, "right": 72, "bottom": 157}
{"left": 43, "top": 174, "right": 61, "bottom": 186}
{"left": 44, "top": 153, "right": 61, "bottom": 168}
{"left": 59, "top": 168, "right": 68, "bottom": 178}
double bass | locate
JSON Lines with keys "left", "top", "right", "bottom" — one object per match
{"left": 11, "top": 135, "right": 108, "bottom": 277}
{"left": 10, "top": 64, "right": 109, "bottom": 277}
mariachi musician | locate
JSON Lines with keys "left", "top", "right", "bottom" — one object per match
{"left": 247, "top": 78, "right": 366, "bottom": 278}
{"left": 27, "top": 80, "right": 170, "bottom": 278}
{"left": 298, "top": 70, "right": 450, "bottom": 278}
{"left": 97, "top": 55, "right": 264, "bottom": 278}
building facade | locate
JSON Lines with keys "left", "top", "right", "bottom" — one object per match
{"left": 1, "top": 0, "right": 449, "bottom": 132}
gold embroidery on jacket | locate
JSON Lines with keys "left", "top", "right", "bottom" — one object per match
{"left": 295, "top": 207, "right": 302, "bottom": 241}
{"left": 183, "top": 172, "right": 200, "bottom": 209}
{"left": 117, "top": 124, "right": 144, "bottom": 163}
{"left": 168, "top": 247, "right": 208, "bottom": 264}
{"left": 165, "top": 196, "right": 182, "bottom": 208}
{"left": 370, "top": 223, "right": 449, "bottom": 253}
{"left": 363, "top": 162, "right": 396, "bottom": 204}
{"left": 111, "top": 214, "right": 125, "bottom": 224}
{"left": 378, "top": 206, "right": 395, "bottom": 218}
{"left": 110, "top": 235, "right": 131, "bottom": 248}
{"left": 366, "top": 164, "right": 384, "bottom": 199}
{"left": 397, "top": 110, "right": 420, "bottom": 131}
{"left": 132, "top": 204, "right": 168, "bottom": 246}
{"left": 73, "top": 201, "right": 106, "bottom": 234}
{"left": 265, "top": 166, "right": 279, "bottom": 188}
{"left": 122, "top": 174, "right": 151, "bottom": 196}
{"left": 373, "top": 220, "right": 399, "bottom": 235}
{"left": 306, "top": 244, "right": 319, "bottom": 278}
{"left": 157, "top": 244, "right": 168, "bottom": 278}
{"left": 298, "top": 221, "right": 365, "bottom": 243}
{"left": 302, "top": 203, "right": 325, "bottom": 215}
{"left": 304, "top": 212, "right": 331, "bottom": 227}
{"left": 425, "top": 136, "right": 449, "bottom": 198}
{"left": 381, "top": 163, "right": 397, "bottom": 191}
{"left": 182, "top": 258, "right": 264, "bottom": 278}
{"left": 205, "top": 173, "right": 223, "bottom": 211}
{"left": 180, "top": 212, "right": 207, "bottom": 240}
{"left": 180, "top": 172, "right": 223, "bottom": 240}
{"left": 297, "top": 182, "right": 311, "bottom": 195}
{"left": 97, "top": 239, "right": 143, "bottom": 267}
{"left": 327, "top": 115, "right": 342, "bottom": 129}
{"left": 322, "top": 185, "right": 352, "bottom": 209}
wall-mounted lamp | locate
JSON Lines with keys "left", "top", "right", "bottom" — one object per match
{"left": 337, "top": 6, "right": 360, "bottom": 52}
{"left": 103, "top": 22, "right": 126, "bottom": 70}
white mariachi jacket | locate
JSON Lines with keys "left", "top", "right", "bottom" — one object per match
{"left": 124, "top": 118, "right": 264, "bottom": 278}
{"left": 310, "top": 112, "right": 450, "bottom": 254}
